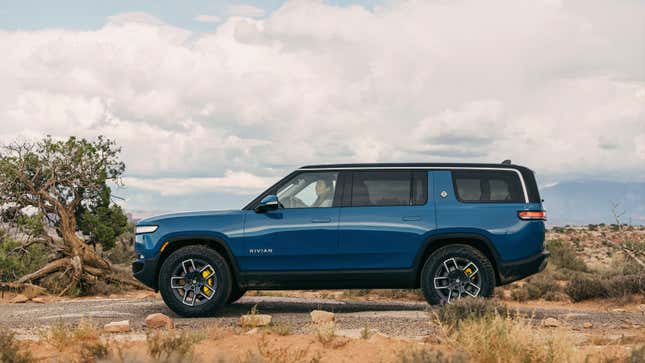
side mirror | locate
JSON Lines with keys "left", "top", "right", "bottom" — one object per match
{"left": 255, "top": 195, "right": 281, "bottom": 212}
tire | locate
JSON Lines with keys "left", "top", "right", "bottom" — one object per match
{"left": 159, "top": 245, "right": 231, "bottom": 317}
{"left": 227, "top": 285, "right": 246, "bottom": 304}
{"left": 420, "top": 244, "right": 495, "bottom": 305}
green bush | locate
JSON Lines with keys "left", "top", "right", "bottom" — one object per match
{"left": 0, "top": 232, "right": 48, "bottom": 282}
{"left": 546, "top": 239, "right": 588, "bottom": 272}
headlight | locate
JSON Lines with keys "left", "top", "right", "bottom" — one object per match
{"left": 135, "top": 225, "right": 158, "bottom": 234}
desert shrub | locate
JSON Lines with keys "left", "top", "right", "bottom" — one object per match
{"left": 79, "top": 341, "right": 109, "bottom": 363}
{"left": 510, "top": 287, "right": 529, "bottom": 302}
{"left": 513, "top": 274, "right": 562, "bottom": 301}
{"left": 546, "top": 239, "right": 588, "bottom": 271}
{"left": 269, "top": 322, "right": 293, "bottom": 336}
{"left": 106, "top": 240, "right": 136, "bottom": 265}
{"left": 565, "top": 274, "right": 608, "bottom": 301}
{"left": 147, "top": 329, "right": 203, "bottom": 362}
{"left": 0, "top": 327, "right": 33, "bottom": 363}
{"left": 395, "top": 346, "right": 458, "bottom": 363}
{"left": 39, "top": 319, "right": 101, "bottom": 351}
{"left": 626, "top": 345, "right": 645, "bottom": 363}
{"left": 435, "top": 298, "right": 509, "bottom": 327}
{"left": 447, "top": 314, "right": 573, "bottom": 363}
{"left": 0, "top": 233, "right": 48, "bottom": 282}
{"left": 566, "top": 273, "right": 645, "bottom": 302}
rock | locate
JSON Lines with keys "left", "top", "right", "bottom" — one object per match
{"left": 31, "top": 297, "right": 46, "bottom": 304}
{"left": 583, "top": 322, "right": 593, "bottom": 329}
{"left": 10, "top": 294, "right": 28, "bottom": 303}
{"left": 144, "top": 313, "right": 174, "bottom": 329}
{"left": 310, "top": 310, "right": 335, "bottom": 323}
{"left": 244, "top": 328, "right": 259, "bottom": 335}
{"left": 543, "top": 318, "right": 560, "bottom": 327}
{"left": 240, "top": 314, "right": 272, "bottom": 327}
{"left": 637, "top": 304, "right": 645, "bottom": 312}
{"left": 611, "top": 308, "right": 626, "bottom": 313}
{"left": 104, "top": 320, "right": 130, "bottom": 333}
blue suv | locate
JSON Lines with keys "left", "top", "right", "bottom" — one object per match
{"left": 133, "top": 162, "right": 549, "bottom": 316}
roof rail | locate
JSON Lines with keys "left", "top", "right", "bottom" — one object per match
{"left": 501, "top": 159, "right": 512, "bottom": 165}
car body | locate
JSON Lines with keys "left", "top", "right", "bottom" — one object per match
{"left": 133, "top": 162, "right": 549, "bottom": 316}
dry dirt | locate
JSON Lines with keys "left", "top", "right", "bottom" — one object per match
{"left": 2, "top": 291, "right": 644, "bottom": 362}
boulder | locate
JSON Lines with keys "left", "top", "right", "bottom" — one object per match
{"left": 145, "top": 313, "right": 174, "bottom": 329}
{"left": 104, "top": 320, "right": 130, "bottom": 333}
{"left": 310, "top": 310, "right": 335, "bottom": 323}
{"left": 543, "top": 318, "right": 560, "bottom": 327}
{"left": 240, "top": 314, "right": 272, "bottom": 327}
{"left": 583, "top": 322, "right": 593, "bottom": 329}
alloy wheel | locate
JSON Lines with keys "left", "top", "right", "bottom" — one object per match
{"left": 433, "top": 257, "right": 482, "bottom": 303}
{"left": 170, "top": 258, "right": 217, "bottom": 306}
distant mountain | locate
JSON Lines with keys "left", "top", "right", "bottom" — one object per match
{"left": 541, "top": 180, "right": 645, "bottom": 226}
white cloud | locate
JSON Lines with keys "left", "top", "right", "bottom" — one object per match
{"left": 0, "top": 0, "right": 644, "bottom": 212}
{"left": 194, "top": 14, "right": 221, "bottom": 23}
{"left": 228, "top": 4, "right": 265, "bottom": 18}
{"left": 123, "top": 171, "right": 277, "bottom": 196}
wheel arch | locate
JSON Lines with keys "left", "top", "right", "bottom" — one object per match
{"left": 413, "top": 233, "right": 502, "bottom": 287}
{"left": 155, "top": 236, "right": 241, "bottom": 291}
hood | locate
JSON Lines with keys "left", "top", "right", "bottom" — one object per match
{"left": 137, "top": 209, "right": 242, "bottom": 225}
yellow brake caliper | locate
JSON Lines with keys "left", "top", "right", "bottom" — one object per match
{"left": 464, "top": 267, "right": 474, "bottom": 280}
{"left": 202, "top": 269, "right": 214, "bottom": 294}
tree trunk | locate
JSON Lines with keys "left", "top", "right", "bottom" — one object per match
{"left": 16, "top": 207, "right": 150, "bottom": 293}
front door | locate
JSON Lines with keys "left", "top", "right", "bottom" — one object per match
{"left": 241, "top": 171, "right": 341, "bottom": 271}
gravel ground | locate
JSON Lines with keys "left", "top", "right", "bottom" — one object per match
{"left": 2, "top": 295, "right": 644, "bottom": 338}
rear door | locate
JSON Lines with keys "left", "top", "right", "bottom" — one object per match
{"left": 337, "top": 170, "right": 436, "bottom": 269}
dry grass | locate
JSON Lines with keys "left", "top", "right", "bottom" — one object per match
{"left": 0, "top": 327, "right": 33, "bottom": 363}
{"left": 269, "top": 322, "right": 294, "bottom": 336}
{"left": 315, "top": 321, "right": 336, "bottom": 346}
{"left": 146, "top": 329, "right": 205, "bottom": 363}
{"left": 434, "top": 298, "right": 509, "bottom": 328}
{"left": 39, "top": 319, "right": 102, "bottom": 352}
{"left": 442, "top": 314, "right": 574, "bottom": 363}
{"left": 394, "top": 346, "right": 456, "bottom": 363}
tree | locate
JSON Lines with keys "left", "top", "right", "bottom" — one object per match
{"left": 76, "top": 185, "right": 129, "bottom": 251}
{"left": 0, "top": 136, "right": 147, "bottom": 294}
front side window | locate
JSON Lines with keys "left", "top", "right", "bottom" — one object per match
{"left": 277, "top": 172, "right": 338, "bottom": 208}
{"left": 452, "top": 170, "right": 524, "bottom": 203}
{"left": 351, "top": 171, "right": 415, "bottom": 207}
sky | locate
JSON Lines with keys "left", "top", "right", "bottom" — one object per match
{"left": 0, "top": 0, "right": 643, "bottom": 216}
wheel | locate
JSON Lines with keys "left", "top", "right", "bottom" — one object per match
{"left": 420, "top": 244, "right": 495, "bottom": 305}
{"left": 227, "top": 285, "right": 246, "bottom": 304}
{"left": 158, "top": 245, "right": 231, "bottom": 317}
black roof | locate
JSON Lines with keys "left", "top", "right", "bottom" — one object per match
{"left": 300, "top": 162, "right": 529, "bottom": 170}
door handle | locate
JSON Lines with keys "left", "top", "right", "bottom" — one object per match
{"left": 402, "top": 216, "right": 422, "bottom": 222}
{"left": 311, "top": 217, "right": 332, "bottom": 223}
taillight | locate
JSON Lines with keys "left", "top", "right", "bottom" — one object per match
{"left": 518, "top": 210, "right": 546, "bottom": 220}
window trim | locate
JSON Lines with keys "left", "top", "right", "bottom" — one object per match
{"left": 451, "top": 170, "right": 525, "bottom": 204}
{"left": 300, "top": 166, "right": 528, "bottom": 203}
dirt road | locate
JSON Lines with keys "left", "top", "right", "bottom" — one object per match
{"left": 2, "top": 294, "right": 643, "bottom": 339}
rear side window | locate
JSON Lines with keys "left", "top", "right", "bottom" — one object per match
{"left": 452, "top": 170, "right": 524, "bottom": 203}
{"left": 350, "top": 170, "right": 427, "bottom": 207}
